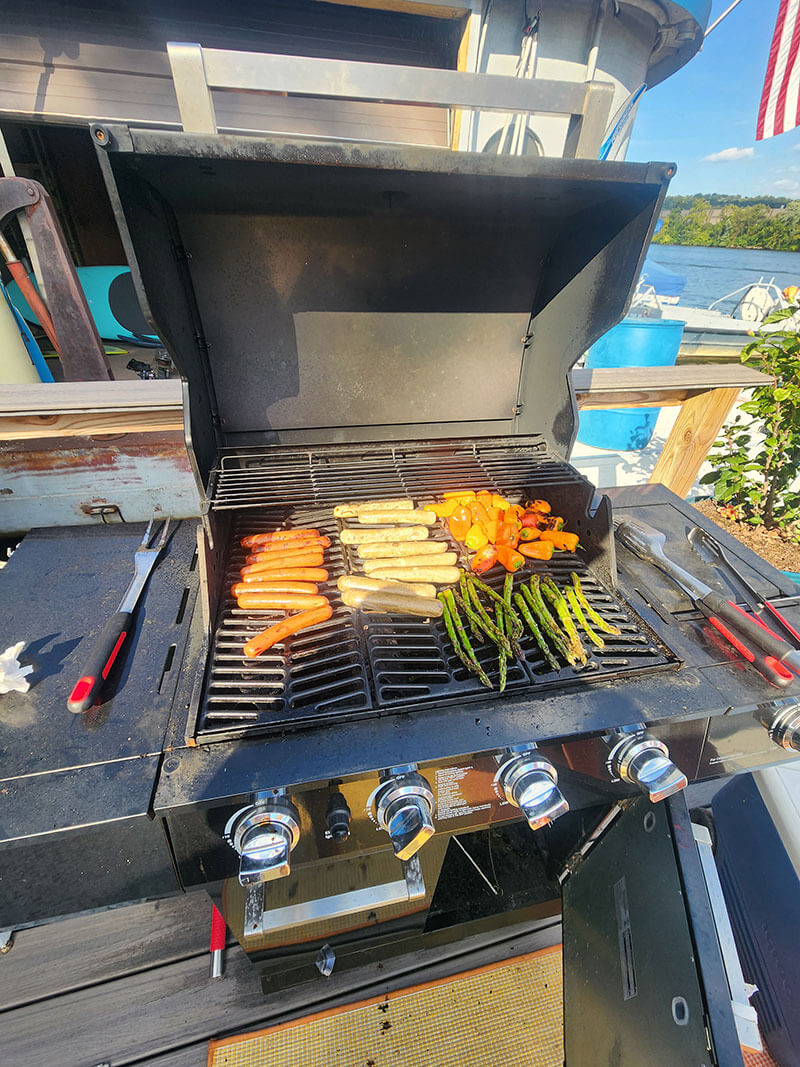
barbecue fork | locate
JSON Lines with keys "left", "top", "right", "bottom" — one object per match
{"left": 68, "top": 516, "right": 171, "bottom": 713}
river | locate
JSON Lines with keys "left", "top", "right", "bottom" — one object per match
{"left": 646, "top": 244, "right": 800, "bottom": 309}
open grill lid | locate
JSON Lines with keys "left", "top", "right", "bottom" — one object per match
{"left": 96, "top": 127, "right": 673, "bottom": 485}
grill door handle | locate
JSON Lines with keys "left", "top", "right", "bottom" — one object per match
{"left": 243, "top": 855, "right": 425, "bottom": 939}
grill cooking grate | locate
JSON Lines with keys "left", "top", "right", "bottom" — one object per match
{"left": 195, "top": 449, "right": 677, "bottom": 742}
{"left": 208, "top": 438, "right": 582, "bottom": 510}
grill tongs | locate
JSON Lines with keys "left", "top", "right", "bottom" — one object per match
{"left": 616, "top": 516, "right": 800, "bottom": 689}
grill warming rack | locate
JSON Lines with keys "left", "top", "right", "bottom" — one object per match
{"left": 192, "top": 441, "right": 678, "bottom": 743}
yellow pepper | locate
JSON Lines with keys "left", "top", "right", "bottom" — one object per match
{"left": 464, "top": 521, "right": 489, "bottom": 552}
{"left": 491, "top": 494, "right": 511, "bottom": 511}
{"left": 425, "top": 500, "right": 459, "bottom": 518}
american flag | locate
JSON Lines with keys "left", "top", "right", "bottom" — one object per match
{"left": 757, "top": 0, "right": 800, "bottom": 139}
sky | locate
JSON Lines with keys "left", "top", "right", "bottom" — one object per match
{"left": 627, "top": 0, "right": 800, "bottom": 197}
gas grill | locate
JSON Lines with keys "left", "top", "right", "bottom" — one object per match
{"left": 3, "top": 127, "right": 800, "bottom": 1063}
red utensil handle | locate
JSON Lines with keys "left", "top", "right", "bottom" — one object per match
{"left": 210, "top": 905, "right": 226, "bottom": 952}
{"left": 67, "top": 610, "right": 131, "bottom": 713}
{"left": 762, "top": 599, "right": 800, "bottom": 645}
{"left": 708, "top": 616, "right": 792, "bottom": 688}
{"left": 700, "top": 591, "right": 796, "bottom": 663}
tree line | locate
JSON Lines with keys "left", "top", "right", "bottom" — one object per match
{"left": 654, "top": 195, "right": 800, "bottom": 251}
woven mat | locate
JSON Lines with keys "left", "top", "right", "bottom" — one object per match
{"left": 208, "top": 945, "right": 563, "bottom": 1067}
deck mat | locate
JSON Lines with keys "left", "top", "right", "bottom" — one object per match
{"left": 208, "top": 945, "right": 563, "bottom": 1067}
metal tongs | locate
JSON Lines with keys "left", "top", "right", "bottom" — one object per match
{"left": 67, "top": 515, "right": 171, "bottom": 713}
{"left": 616, "top": 516, "right": 800, "bottom": 689}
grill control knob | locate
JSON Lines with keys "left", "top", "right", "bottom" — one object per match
{"left": 607, "top": 731, "right": 687, "bottom": 803}
{"left": 224, "top": 797, "right": 301, "bottom": 886}
{"left": 496, "top": 751, "right": 569, "bottom": 831}
{"left": 758, "top": 698, "right": 800, "bottom": 752}
{"left": 373, "top": 771, "right": 435, "bottom": 860}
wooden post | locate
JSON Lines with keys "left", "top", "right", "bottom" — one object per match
{"left": 649, "top": 386, "right": 740, "bottom": 498}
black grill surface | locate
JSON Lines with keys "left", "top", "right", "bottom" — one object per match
{"left": 194, "top": 445, "right": 678, "bottom": 742}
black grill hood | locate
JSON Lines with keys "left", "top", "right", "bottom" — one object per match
{"left": 96, "top": 127, "right": 672, "bottom": 485}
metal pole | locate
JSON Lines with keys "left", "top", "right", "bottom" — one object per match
{"left": 704, "top": 0, "right": 745, "bottom": 38}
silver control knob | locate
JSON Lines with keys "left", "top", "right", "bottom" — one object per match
{"left": 608, "top": 732, "right": 687, "bottom": 802}
{"left": 373, "top": 772, "right": 435, "bottom": 861}
{"left": 224, "top": 797, "right": 301, "bottom": 886}
{"left": 758, "top": 698, "right": 800, "bottom": 752}
{"left": 497, "top": 751, "right": 569, "bottom": 831}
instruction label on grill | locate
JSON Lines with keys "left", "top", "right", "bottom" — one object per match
{"left": 435, "top": 765, "right": 492, "bottom": 821}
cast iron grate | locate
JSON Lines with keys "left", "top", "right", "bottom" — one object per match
{"left": 195, "top": 459, "right": 677, "bottom": 742}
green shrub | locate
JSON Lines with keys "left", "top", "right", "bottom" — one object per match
{"left": 702, "top": 305, "right": 800, "bottom": 538}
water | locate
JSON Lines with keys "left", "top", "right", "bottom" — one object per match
{"left": 646, "top": 244, "right": 800, "bottom": 309}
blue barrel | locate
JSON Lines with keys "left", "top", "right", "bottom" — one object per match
{"left": 576, "top": 318, "right": 685, "bottom": 451}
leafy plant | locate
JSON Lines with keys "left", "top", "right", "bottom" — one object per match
{"left": 701, "top": 305, "right": 800, "bottom": 537}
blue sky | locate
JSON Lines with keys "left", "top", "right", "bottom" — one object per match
{"left": 628, "top": 0, "right": 800, "bottom": 197}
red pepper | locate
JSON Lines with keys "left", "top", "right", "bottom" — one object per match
{"left": 520, "top": 510, "right": 542, "bottom": 529}
{"left": 496, "top": 545, "right": 526, "bottom": 572}
{"left": 471, "top": 545, "right": 498, "bottom": 574}
{"left": 519, "top": 540, "right": 554, "bottom": 561}
{"left": 496, "top": 521, "right": 520, "bottom": 549}
{"left": 449, "top": 504, "right": 472, "bottom": 541}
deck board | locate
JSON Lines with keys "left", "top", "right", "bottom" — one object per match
{"left": 0, "top": 886, "right": 560, "bottom": 1066}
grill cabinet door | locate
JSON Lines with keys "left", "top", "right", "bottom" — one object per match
{"left": 562, "top": 795, "right": 742, "bottom": 1067}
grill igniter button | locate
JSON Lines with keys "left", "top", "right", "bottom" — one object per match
{"left": 325, "top": 791, "right": 352, "bottom": 842}
{"left": 496, "top": 751, "right": 569, "bottom": 831}
{"left": 758, "top": 697, "right": 800, "bottom": 752}
{"left": 373, "top": 771, "right": 435, "bottom": 860}
{"left": 224, "top": 797, "right": 301, "bottom": 886}
{"left": 607, "top": 730, "right": 687, "bottom": 802}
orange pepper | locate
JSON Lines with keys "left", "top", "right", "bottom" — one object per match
{"left": 449, "top": 505, "right": 472, "bottom": 540}
{"left": 518, "top": 526, "right": 540, "bottom": 541}
{"left": 470, "top": 501, "right": 492, "bottom": 527}
{"left": 471, "top": 545, "right": 498, "bottom": 574}
{"left": 485, "top": 506, "right": 501, "bottom": 544}
{"left": 465, "top": 521, "right": 489, "bottom": 552}
{"left": 506, "top": 504, "right": 525, "bottom": 522}
{"left": 476, "top": 490, "right": 493, "bottom": 508}
{"left": 527, "top": 500, "right": 552, "bottom": 514}
{"left": 443, "top": 490, "right": 476, "bottom": 500}
{"left": 539, "top": 515, "right": 565, "bottom": 531}
{"left": 539, "top": 530, "right": 579, "bottom": 552}
{"left": 519, "top": 540, "right": 554, "bottom": 561}
{"left": 425, "top": 500, "right": 459, "bottom": 518}
{"left": 496, "top": 521, "right": 520, "bottom": 549}
{"left": 496, "top": 545, "right": 526, "bottom": 572}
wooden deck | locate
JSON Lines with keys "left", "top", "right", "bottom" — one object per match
{"left": 0, "top": 891, "right": 561, "bottom": 1066}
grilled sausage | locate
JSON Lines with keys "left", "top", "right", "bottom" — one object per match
{"left": 337, "top": 575, "right": 437, "bottom": 599}
{"left": 356, "top": 510, "right": 436, "bottom": 526}
{"left": 365, "top": 566, "right": 461, "bottom": 584}
{"left": 340, "top": 527, "right": 428, "bottom": 545}
{"left": 333, "top": 499, "right": 414, "bottom": 518}
{"left": 341, "top": 589, "right": 442, "bottom": 617}
{"left": 362, "top": 552, "right": 457, "bottom": 574}
{"left": 357, "top": 541, "right": 449, "bottom": 559}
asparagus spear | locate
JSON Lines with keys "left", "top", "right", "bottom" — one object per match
{"left": 542, "top": 577, "right": 588, "bottom": 665}
{"left": 514, "top": 592, "right": 561, "bottom": 672}
{"left": 496, "top": 604, "right": 508, "bottom": 693}
{"left": 454, "top": 585, "right": 484, "bottom": 644}
{"left": 469, "top": 575, "right": 525, "bottom": 638}
{"left": 440, "top": 591, "right": 493, "bottom": 689}
{"left": 464, "top": 578, "right": 513, "bottom": 658}
{"left": 570, "top": 572, "right": 621, "bottom": 635}
{"left": 501, "top": 572, "right": 525, "bottom": 659}
{"left": 566, "top": 586, "right": 605, "bottom": 650}
{"left": 522, "top": 580, "right": 574, "bottom": 664}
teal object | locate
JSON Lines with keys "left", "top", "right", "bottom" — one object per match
{"left": 784, "top": 572, "right": 800, "bottom": 589}
{"left": 7, "top": 265, "right": 158, "bottom": 344}
{"left": 576, "top": 318, "right": 685, "bottom": 451}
